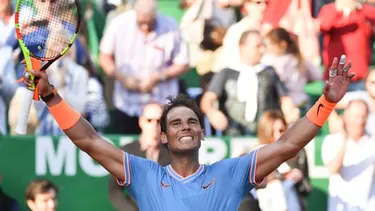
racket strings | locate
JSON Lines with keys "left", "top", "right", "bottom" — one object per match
{"left": 18, "top": 0, "right": 79, "bottom": 59}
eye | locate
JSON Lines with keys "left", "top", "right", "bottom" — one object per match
{"left": 189, "top": 121, "right": 197, "bottom": 125}
{"left": 173, "top": 122, "right": 180, "bottom": 127}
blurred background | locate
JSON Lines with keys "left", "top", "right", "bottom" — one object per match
{"left": 2, "top": 0, "right": 375, "bottom": 210}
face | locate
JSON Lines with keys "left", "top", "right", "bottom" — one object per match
{"left": 0, "top": 0, "right": 11, "bottom": 13}
{"left": 264, "top": 38, "right": 286, "bottom": 56}
{"left": 161, "top": 106, "right": 204, "bottom": 153}
{"left": 366, "top": 71, "right": 375, "bottom": 98}
{"left": 27, "top": 189, "right": 57, "bottom": 211}
{"left": 35, "top": 0, "right": 57, "bottom": 18}
{"left": 343, "top": 101, "right": 368, "bottom": 135}
{"left": 139, "top": 104, "right": 163, "bottom": 148}
{"left": 240, "top": 33, "right": 265, "bottom": 65}
{"left": 244, "top": 0, "right": 268, "bottom": 20}
{"left": 136, "top": 12, "right": 156, "bottom": 34}
{"left": 272, "top": 119, "right": 287, "bottom": 141}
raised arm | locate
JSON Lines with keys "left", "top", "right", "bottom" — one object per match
{"left": 23, "top": 70, "right": 124, "bottom": 180}
{"left": 253, "top": 55, "right": 355, "bottom": 183}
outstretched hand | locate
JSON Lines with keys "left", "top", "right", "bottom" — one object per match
{"left": 323, "top": 55, "right": 355, "bottom": 103}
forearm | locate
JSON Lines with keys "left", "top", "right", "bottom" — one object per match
{"left": 278, "top": 117, "right": 321, "bottom": 159}
{"left": 326, "top": 143, "right": 346, "bottom": 175}
{"left": 161, "top": 63, "right": 188, "bottom": 80}
{"left": 46, "top": 94, "right": 100, "bottom": 151}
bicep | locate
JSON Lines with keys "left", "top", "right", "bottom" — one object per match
{"left": 207, "top": 71, "right": 227, "bottom": 96}
{"left": 255, "top": 143, "right": 289, "bottom": 184}
{"left": 86, "top": 136, "right": 124, "bottom": 180}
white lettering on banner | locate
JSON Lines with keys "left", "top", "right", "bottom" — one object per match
{"left": 199, "top": 138, "right": 227, "bottom": 164}
{"left": 36, "top": 136, "right": 329, "bottom": 178}
{"left": 36, "top": 136, "right": 77, "bottom": 176}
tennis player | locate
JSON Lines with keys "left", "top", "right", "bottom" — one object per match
{"left": 23, "top": 55, "right": 354, "bottom": 210}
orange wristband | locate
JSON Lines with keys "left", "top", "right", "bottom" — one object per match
{"left": 48, "top": 100, "right": 81, "bottom": 130}
{"left": 306, "top": 95, "right": 336, "bottom": 127}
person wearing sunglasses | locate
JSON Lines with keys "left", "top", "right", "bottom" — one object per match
{"left": 329, "top": 70, "right": 375, "bottom": 136}
{"left": 107, "top": 102, "right": 170, "bottom": 211}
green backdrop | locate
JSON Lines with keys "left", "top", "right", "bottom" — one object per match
{"left": 0, "top": 135, "right": 330, "bottom": 211}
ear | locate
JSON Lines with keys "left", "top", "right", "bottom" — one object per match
{"left": 161, "top": 132, "right": 168, "bottom": 145}
{"left": 201, "top": 129, "right": 205, "bottom": 141}
{"left": 27, "top": 200, "right": 35, "bottom": 211}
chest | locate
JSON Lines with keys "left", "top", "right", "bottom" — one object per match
{"left": 114, "top": 27, "right": 175, "bottom": 68}
{"left": 136, "top": 173, "right": 244, "bottom": 211}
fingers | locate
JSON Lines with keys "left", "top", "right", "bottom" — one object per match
{"left": 329, "top": 57, "right": 338, "bottom": 78}
{"left": 338, "top": 54, "right": 346, "bottom": 75}
{"left": 343, "top": 61, "right": 352, "bottom": 74}
{"left": 348, "top": 72, "right": 356, "bottom": 79}
{"left": 23, "top": 71, "right": 34, "bottom": 87}
{"left": 322, "top": 80, "right": 330, "bottom": 96}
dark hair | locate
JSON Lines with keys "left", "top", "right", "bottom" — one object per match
{"left": 239, "top": 30, "right": 260, "bottom": 45}
{"left": 257, "top": 109, "right": 286, "bottom": 145}
{"left": 25, "top": 179, "right": 59, "bottom": 201}
{"left": 200, "top": 20, "right": 226, "bottom": 51}
{"left": 160, "top": 94, "right": 204, "bottom": 133}
{"left": 265, "top": 27, "right": 305, "bottom": 73}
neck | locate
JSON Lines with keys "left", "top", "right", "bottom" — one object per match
{"left": 169, "top": 152, "right": 200, "bottom": 178}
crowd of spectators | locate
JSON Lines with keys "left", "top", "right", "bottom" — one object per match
{"left": 2, "top": 0, "right": 375, "bottom": 210}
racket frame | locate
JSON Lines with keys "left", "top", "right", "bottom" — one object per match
{"left": 14, "top": 0, "right": 82, "bottom": 134}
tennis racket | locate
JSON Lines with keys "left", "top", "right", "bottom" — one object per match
{"left": 14, "top": 0, "right": 82, "bottom": 134}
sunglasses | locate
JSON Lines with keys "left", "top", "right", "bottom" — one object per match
{"left": 146, "top": 118, "right": 160, "bottom": 123}
{"left": 249, "top": 0, "right": 268, "bottom": 5}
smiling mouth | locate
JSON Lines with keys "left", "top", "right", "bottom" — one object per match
{"left": 178, "top": 136, "right": 194, "bottom": 142}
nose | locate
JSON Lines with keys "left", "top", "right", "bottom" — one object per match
{"left": 181, "top": 122, "right": 192, "bottom": 131}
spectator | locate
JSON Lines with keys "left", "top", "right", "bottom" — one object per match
{"left": 329, "top": 70, "right": 375, "bottom": 136}
{"left": 99, "top": 0, "right": 189, "bottom": 135}
{"left": 322, "top": 100, "right": 375, "bottom": 211}
{"left": 257, "top": 110, "right": 310, "bottom": 211}
{"left": 108, "top": 103, "right": 170, "bottom": 211}
{"left": 218, "top": 0, "right": 272, "bottom": 70}
{"left": 195, "top": 21, "right": 226, "bottom": 75}
{"left": 317, "top": 0, "right": 375, "bottom": 91}
{"left": 263, "top": 27, "right": 321, "bottom": 110}
{"left": 0, "top": 0, "right": 16, "bottom": 135}
{"left": 195, "top": 72, "right": 221, "bottom": 136}
{"left": 201, "top": 30, "right": 298, "bottom": 136}
{"left": 25, "top": 179, "right": 58, "bottom": 211}
{"left": 179, "top": 0, "right": 236, "bottom": 68}
{"left": 0, "top": 172, "right": 20, "bottom": 211}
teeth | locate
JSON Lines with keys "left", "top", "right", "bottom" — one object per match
{"left": 180, "top": 136, "right": 193, "bottom": 141}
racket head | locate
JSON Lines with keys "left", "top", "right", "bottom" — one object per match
{"left": 14, "top": 0, "right": 82, "bottom": 64}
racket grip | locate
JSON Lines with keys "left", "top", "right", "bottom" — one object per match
{"left": 15, "top": 89, "right": 35, "bottom": 135}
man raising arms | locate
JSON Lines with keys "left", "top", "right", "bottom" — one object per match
{"left": 22, "top": 55, "right": 354, "bottom": 210}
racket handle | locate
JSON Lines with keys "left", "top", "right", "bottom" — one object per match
{"left": 15, "top": 89, "right": 35, "bottom": 135}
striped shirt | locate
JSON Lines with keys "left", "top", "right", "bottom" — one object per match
{"left": 100, "top": 10, "right": 189, "bottom": 117}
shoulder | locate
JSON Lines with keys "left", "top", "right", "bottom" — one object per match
{"left": 157, "top": 14, "right": 180, "bottom": 31}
